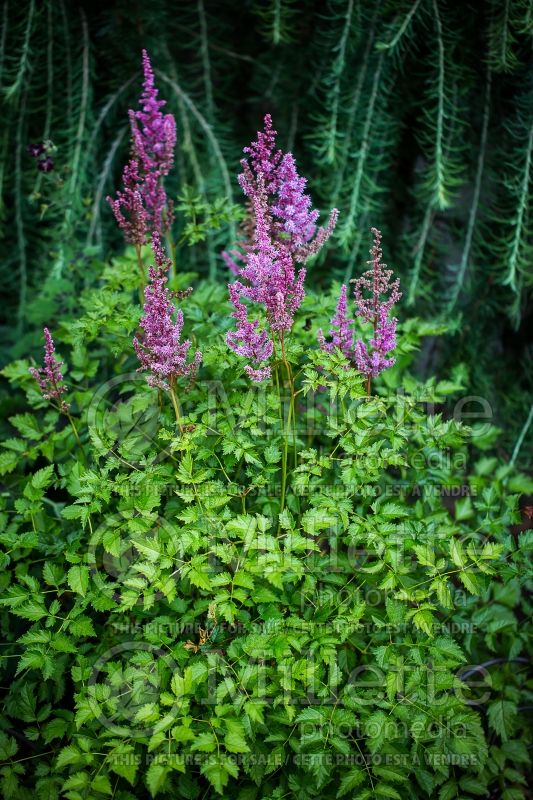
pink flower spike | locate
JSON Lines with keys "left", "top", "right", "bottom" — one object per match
{"left": 320, "top": 229, "right": 400, "bottom": 382}
{"left": 353, "top": 227, "right": 401, "bottom": 323}
{"left": 240, "top": 113, "right": 282, "bottom": 194}
{"left": 227, "top": 114, "right": 337, "bottom": 379}
{"left": 131, "top": 50, "right": 176, "bottom": 178}
{"left": 29, "top": 328, "right": 70, "bottom": 411}
{"left": 107, "top": 159, "right": 148, "bottom": 246}
{"left": 237, "top": 114, "right": 338, "bottom": 263}
{"left": 352, "top": 227, "right": 401, "bottom": 379}
{"left": 318, "top": 284, "right": 355, "bottom": 360}
{"left": 133, "top": 237, "right": 201, "bottom": 390}
{"left": 108, "top": 50, "right": 176, "bottom": 244}
{"left": 271, "top": 152, "right": 319, "bottom": 251}
{"left": 225, "top": 283, "right": 273, "bottom": 381}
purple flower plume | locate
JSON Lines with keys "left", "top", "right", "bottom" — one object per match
{"left": 317, "top": 284, "right": 355, "bottom": 360}
{"left": 354, "top": 306, "right": 398, "bottom": 377}
{"left": 29, "top": 328, "right": 70, "bottom": 411}
{"left": 134, "top": 234, "right": 201, "bottom": 390}
{"left": 237, "top": 114, "right": 338, "bottom": 260}
{"left": 130, "top": 50, "right": 176, "bottom": 177}
{"left": 239, "top": 187, "right": 306, "bottom": 330}
{"left": 226, "top": 283, "right": 273, "bottom": 382}
{"left": 353, "top": 228, "right": 401, "bottom": 323}
{"left": 240, "top": 113, "right": 281, "bottom": 193}
{"left": 107, "top": 50, "right": 176, "bottom": 246}
{"left": 319, "top": 228, "right": 401, "bottom": 380}
{"left": 107, "top": 159, "right": 148, "bottom": 246}
{"left": 225, "top": 184, "right": 306, "bottom": 381}
{"left": 226, "top": 115, "right": 337, "bottom": 380}
{"left": 352, "top": 227, "right": 401, "bottom": 378}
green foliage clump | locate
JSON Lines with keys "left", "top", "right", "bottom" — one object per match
{"left": 0, "top": 253, "right": 531, "bottom": 799}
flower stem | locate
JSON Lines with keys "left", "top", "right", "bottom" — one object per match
{"left": 49, "top": 372, "right": 85, "bottom": 462}
{"left": 281, "top": 334, "right": 297, "bottom": 463}
{"left": 65, "top": 411, "right": 85, "bottom": 462}
{"left": 135, "top": 244, "right": 145, "bottom": 304}
{"left": 279, "top": 332, "right": 297, "bottom": 522}
{"left": 166, "top": 233, "right": 177, "bottom": 283}
{"left": 169, "top": 382, "right": 182, "bottom": 430}
{"left": 280, "top": 399, "right": 289, "bottom": 513}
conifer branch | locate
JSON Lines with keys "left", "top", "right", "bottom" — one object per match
{"left": 376, "top": 0, "right": 423, "bottom": 52}
{"left": 503, "top": 118, "right": 533, "bottom": 292}
{"left": 445, "top": 67, "right": 492, "bottom": 312}
{"left": 4, "top": 0, "right": 35, "bottom": 102}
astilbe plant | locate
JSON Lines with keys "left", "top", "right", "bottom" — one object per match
{"left": 4, "top": 235, "right": 530, "bottom": 799}
{"left": 1, "top": 53, "right": 531, "bottom": 800}
{"left": 28, "top": 327, "right": 69, "bottom": 412}
{"left": 28, "top": 327, "right": 84, "bottom": 451}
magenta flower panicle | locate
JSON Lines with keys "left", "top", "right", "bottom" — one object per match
{"left": 29, "top": 328, "right": 70, "bottom": 411}
{"left": 226, "top": 284, "right": 274, "bottom": 381}
{"left": 107, "top": 50, "right": 176, "bottom": 245}
{"left": 225, "top": 186, "right": 305, "bottom": 379}
{"left": 317, "top": 283, "right": 355, "bottom": 360}
{"left": 226, "top": 114, "right": 337, "bottom": 379}
{"left": 133, "top": 236, "right": 201, "bottom": 391}
{"left": 107, "top": 159, "right": 148, "bottom": 246}
{"left": 239, "top": 113, "right": 281, "bottom": 195}
{"left": 354, "top": 305, "right": 397, "bottom": 377}
{"left": 352, "top": 227, "right": 401, "bottom": 379}
{"left": 131, "top": 49, "right": 176, "bottom": 178}
{"left": 237, "top": 114, "right": 338, "bottom": 261}
{"left": 319, "top": 228, "right": 401, "bottom": 383}
{"left": 353, "top": 227, "right": 401, "bottom": 324}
